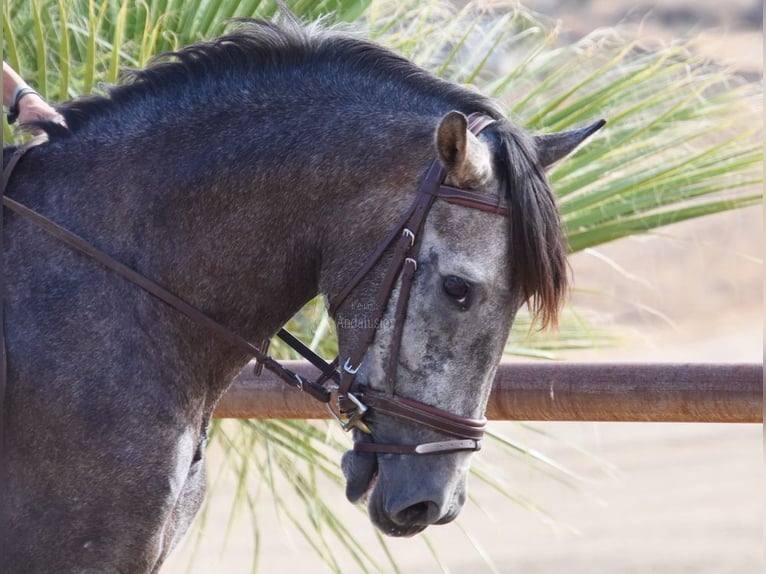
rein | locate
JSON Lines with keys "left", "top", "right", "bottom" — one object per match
{"left": 1, "top": 113, "right": 508, "bottom": 456}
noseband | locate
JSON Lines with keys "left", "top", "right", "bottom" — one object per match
{"left": 1, "top": 113, "right": 508, "bottom": 456}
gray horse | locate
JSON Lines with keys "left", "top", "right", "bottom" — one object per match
{"left": 2, "top": 18, "right": 601, "bottom": 572}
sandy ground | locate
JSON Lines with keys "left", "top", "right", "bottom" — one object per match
{"left": 166, "top": 2, "right": 763, "bottom": 572}
{"left": 165, "top": 422, "right": 762, "bottom": 574}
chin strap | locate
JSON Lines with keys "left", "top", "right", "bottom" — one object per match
{"left": 354, "top": 439, "right": 482, "bottom": 455}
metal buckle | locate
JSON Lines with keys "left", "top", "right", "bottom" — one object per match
{"left": 345, "top": 392, "right": 368, "bottom": 415}
{"left": 402, "top": 228, "right": 415, "bottom": 247}
{"left": 325, "top": 393, "right": 371, "bottom": 434}
{"left": 343, "top": 358, "right": 360, "bottom": 374}
{"left": 292, "top": 372, "right": 304, "bottom": 392}
{"left": 253, "top": 339, "right": 270, "bottom": 376}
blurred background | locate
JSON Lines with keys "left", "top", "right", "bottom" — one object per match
{"left": 530, "top": 0, "right": 762, "bottom": 366}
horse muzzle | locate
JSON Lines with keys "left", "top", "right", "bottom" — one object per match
{"left": 342, "top": 447, "right": 469, "bottom": 537}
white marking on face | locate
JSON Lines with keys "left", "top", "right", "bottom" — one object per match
{"left": 359, "top": 131, "right": 516, "bottom": 425}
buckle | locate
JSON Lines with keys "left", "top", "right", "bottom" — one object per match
{"left": 343, "top": 358, "right": 361, "bottom": 374}
{"left": 402, "top": 228, "right": 415, "bottom": 247}
{"left": 325, "top": 392, "right": 371, "bottom": 434}
{"left": 252, "top": 339, "right": 271, "bottom": 376}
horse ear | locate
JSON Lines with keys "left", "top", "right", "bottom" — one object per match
{"left": 534, "top": 119, "right": 606, "bottom": 169}
{"left": 436, "top": 111, "right": 492, "bottom": 186}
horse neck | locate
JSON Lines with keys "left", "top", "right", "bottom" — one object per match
{"left": 16, "top": 100, "right": 435, "bottom": 380}
{"left": 19, "top": 122, "right": 338, "bottom": 354}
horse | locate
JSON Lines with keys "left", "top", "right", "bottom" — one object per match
{"left": 2, "top": 17, "right": 602, "bottom": 572}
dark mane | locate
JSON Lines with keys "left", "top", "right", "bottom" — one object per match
{"left": 39, "top": 18, "right": 503, "bottom": 139}
{"left": 492, "top": 120, "right": 568, "bottom": 328}
{"left": 33, "top": 18, "right": 567, "bottom": 326}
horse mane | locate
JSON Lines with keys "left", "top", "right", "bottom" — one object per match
{"left": 39, "top": 18, "right": 500, "bottom": 139}
{"left": 491, "top": 121, "right": 568, "bottom": 328}
{"left": 32, "top": 17, "right": 567, "bottom": 326}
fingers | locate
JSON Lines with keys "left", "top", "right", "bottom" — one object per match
{"left": 18, "top": 94, "right": 63, "bottom": 124}
{"left": 17, "top": 94, "right": 66, "bottom": 136}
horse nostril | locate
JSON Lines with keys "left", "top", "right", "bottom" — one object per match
{"left": 392, "top": 500, "right": 441, "bottom": 527}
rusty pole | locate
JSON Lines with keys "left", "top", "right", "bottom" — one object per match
{"left": 214, "top": 361, "right": 762, "bottom": 423}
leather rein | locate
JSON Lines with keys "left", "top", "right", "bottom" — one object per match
{"left": 1, "top": 113, "right": 508, "bottom": 456}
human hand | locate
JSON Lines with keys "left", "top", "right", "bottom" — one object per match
{"left": 11, "top": 89, "right": 66, "bottom": 136}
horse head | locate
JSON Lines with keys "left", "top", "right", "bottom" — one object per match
{"left": 329, "top": 110, "right": 603, "bottom": 536}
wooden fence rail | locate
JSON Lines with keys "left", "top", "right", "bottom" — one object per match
{"left": 215, "top": 361, "right": 762, "bottom": 423}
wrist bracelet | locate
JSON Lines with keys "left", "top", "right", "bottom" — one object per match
{"left": 7, "top": 86, "right": 43, "bottom": 124}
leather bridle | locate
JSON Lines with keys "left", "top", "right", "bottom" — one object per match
{"left": 1, "top": 113, "right": 508, "bottom": 456}
{"left": 328, "top": 113, "right": 511, "bottom": 454}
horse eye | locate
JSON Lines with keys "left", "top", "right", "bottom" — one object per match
{"left": 442, "top": 275, "right": 471, "bottom": 306}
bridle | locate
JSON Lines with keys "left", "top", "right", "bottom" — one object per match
{"left": 1, "top": 113, "right": 509, "bottom": 457}
{"left": 328, "top": 113, "right": 511, "bottom": 454}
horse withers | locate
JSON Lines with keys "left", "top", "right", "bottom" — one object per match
{"left": 2, "top": 18, "right": 601, "bottom": 572}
